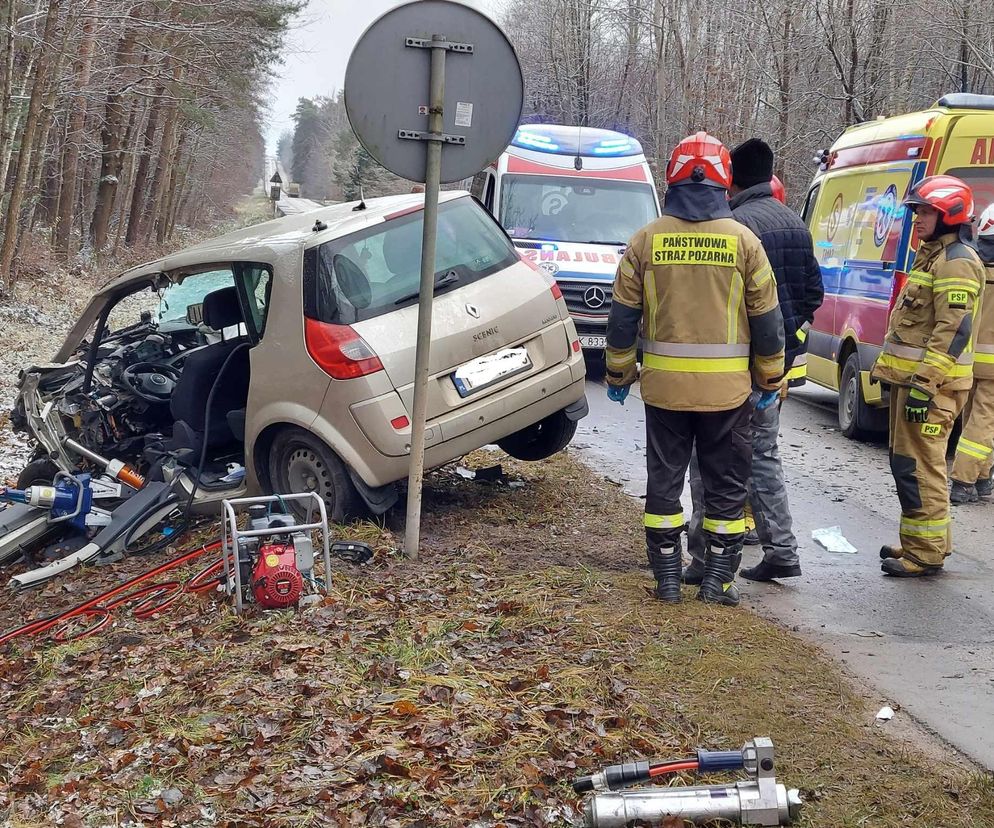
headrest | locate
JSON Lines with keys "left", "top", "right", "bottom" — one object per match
{"left": 382, "top": 223, "right": 420, "bottom": 275}
{"left": 202, "top": 286, "right": 243, "bottom": 331}
{"left": 333, "top": 255, "right": 372, "bottom": 309}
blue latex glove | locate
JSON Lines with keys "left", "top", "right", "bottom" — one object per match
{"left": 607, "top": 384, "right": 631, "bottom": 405}
{"left": 756, "top": 389, "right": 778, "bottom": 410}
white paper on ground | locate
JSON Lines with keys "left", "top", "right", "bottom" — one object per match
{"left": 812, "top": 525, "right": 858, "bottom": 554}
{"left": 876, "top": 706, "right": 895, "bottom": 721}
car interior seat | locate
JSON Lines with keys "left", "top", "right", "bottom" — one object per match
{"left": 169, "top": 286, "right": 252, "bottom": 457}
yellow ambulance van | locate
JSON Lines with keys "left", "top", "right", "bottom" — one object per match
{"left": 802, "top": 93, "right": 994, "bottom": 437}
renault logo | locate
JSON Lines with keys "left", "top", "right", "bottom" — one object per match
{"left": 583, "top": 286, "right": 607, "bottom": 309}
{"left": 465, "top": 303, "right": 480, "bottom": 318}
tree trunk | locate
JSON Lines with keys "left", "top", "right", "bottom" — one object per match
{"left": 89, "top": 7, "right": 143, "bottom": 253}
{"left": 145, "top": 65, "right": 184, "bottom": 245}
{"left": 0, "top": 0, "right": 15, "bottom": 192}
{"left": 53, "top": 3, "right": 96, "bottom": 256}
{"left": 0, "top": 0, "right": 60, "bottom": 295}
{"left": 157, "top": 128, "right": 187, "bottom": 244}
{"left": 125, "top": 80, "right": 165, "bottom": 247}
{"left": 21, "top": 47, "right": 64, "bottom": 238}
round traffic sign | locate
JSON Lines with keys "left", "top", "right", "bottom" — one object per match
{"left": 345, "top": 0, "right": 523, "bottom": 184}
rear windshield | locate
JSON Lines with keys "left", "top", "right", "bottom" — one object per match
{"left": 303, "top": 197, "right": 518, "bottom": 324}
{"left": 499, "top": 174, "right": 658, "bottom": 245}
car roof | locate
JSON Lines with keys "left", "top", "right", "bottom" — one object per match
{"left": 106, "top": 191, "right": 470, "bottom": 291}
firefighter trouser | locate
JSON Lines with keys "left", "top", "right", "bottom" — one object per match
{"left": 888, "top": 385, "right": 969, "bottom": 567}
{"left": 644, "top": 400, "right": 753, "bottom": 555}
{"left": 950, "top": 378, "right": 994, "bottom": 484}
{"left": 688, "top": 392, "right": 798, "bottom": 567}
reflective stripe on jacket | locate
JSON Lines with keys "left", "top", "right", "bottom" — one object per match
{"left": 973, "top": 264, "right": 994, "bottom": 381}
{"left": 872, "top": 233, "right": 985, "bottom": 395}
{"left": 605, "top": 215, "right": 785, "bottom": 411}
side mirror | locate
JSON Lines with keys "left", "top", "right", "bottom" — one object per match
{"left": 186, "top": 303, "right": 204, "bottom": 325}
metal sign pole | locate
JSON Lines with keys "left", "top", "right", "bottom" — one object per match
{"left": 403, "top": 35, "right": 447, "bottom": 560}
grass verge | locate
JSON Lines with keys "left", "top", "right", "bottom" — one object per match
{"left": 1, "top": 448, "right": 992, "bottom": 826}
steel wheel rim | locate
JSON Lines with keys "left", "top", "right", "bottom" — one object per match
{"left": 842, "top": 369, "right": 858, "bottom": 428}
{"left": 285, "top": 445, "right": 335, "bottom": 508}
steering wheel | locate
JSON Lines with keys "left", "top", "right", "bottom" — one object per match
{"left": 121, "top": 362, "right": 181, "bottom": 403}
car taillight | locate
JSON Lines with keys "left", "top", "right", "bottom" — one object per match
{"left": 551, "top": 282, "right": 563, "bottom": 300}
{"left": 304, "top": 318, "right": 383, "bottom": 380}
{"left": 889, "top": 270, "right": 908, "bottom": 314}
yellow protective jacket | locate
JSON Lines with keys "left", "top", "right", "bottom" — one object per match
{"left": 872, "top": 233, "right": 986, "bottom": 396}
{"left": 605, "top": 215, "right": 785, "bottom": 411}
{"left": 974, "top": 262, "right": 994, "bottom": 381}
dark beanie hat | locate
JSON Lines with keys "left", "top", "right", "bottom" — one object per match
{"left": 731, "top": 138, "right": 774, "bottom": 188}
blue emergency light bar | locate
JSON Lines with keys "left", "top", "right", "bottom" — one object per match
{"left": 511, "top": 124, "right": 644, "bottom": 158}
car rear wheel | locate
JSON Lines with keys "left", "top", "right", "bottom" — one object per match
{"left": 839, "top": 352, "right": 874, "bottom": 440}
{"left": 269, "top": 428, "right": 363, "bottom": 522}
{"left": 497, "top": 409, "right": 577, "bottom": 461}
{"left": 16, "top": 458, "right": 59, "bottom": 489}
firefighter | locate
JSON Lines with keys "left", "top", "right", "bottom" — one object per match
{"left": 949, "top": 203, "right": 994, "bottom": 503}
{"left": 872, "top": 175, "right": 985, "bottom": 577}
{"left": 605, "top": 132, "right": 785, "bottom": 605}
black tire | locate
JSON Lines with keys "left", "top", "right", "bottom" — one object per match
{"left": 583, "top": 352, "right": 606, "bottom": 380}
{"left": 497, "top": 409, "right": 578, "bottom": 461}
{"left": 838, "top": 351, "right": 874, "bottom": 440}
{"left": 16, "top": 458, "right": 59, "bottom": 489}
{"left": 268, "top": 428, "right": 364, "bottom": 522}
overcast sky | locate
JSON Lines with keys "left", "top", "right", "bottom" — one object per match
{"left": 266, "top": 0, "right": 503, "bottom": 153}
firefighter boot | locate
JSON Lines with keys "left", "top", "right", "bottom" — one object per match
{"left": 950, "top": 480, "right": 979, "bottom": 504}
{"left": 977, "top": 471, "right": 994, "bottom": 498}
{"left": 682, "top": 556, "right": 705, "bottom": 585}
{"left": 881, "top": 557, "right": 943, "bottom": 577}
{"left": 647, "top": 546, "right": 683, "bottom": 603}
{"left": 697, "top": 545, "right": 741, "bottom": 607}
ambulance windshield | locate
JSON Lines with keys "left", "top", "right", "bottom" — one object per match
{"left": 500, "top": 175, "right": 658, "bottom": 245}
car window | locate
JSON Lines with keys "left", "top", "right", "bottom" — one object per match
{"left": 303, "top": 197, "right": 519, "bottom": 325}
{"left": 237, "top": 264, "right": 272, "bottom": 339}
{"left": 158, "top": 268, "right": 237, "bottom": 326}
{"left": 945, "top": 167, "right": 994, "bottom": 219}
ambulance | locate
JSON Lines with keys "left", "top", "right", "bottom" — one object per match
{"left": 470, "top": 124, "right": 661, "bottom": 359}
{"left": 802, "top": 93, "right": 994, "bottom": 438}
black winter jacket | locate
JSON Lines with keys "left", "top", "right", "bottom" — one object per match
{"left": 729, "top": 183, "right": 824, "bottom": 383}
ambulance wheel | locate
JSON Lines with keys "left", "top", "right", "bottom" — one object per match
{"left": 269, "top": 428, "right": 363, "bottom": 523}
{"left": 16, "top": 458, "right": 58, "bottom": 489}
{"left": 839, "top": 352, "right": 873, "bottom": 440}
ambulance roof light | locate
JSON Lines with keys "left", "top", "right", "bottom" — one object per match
{"left": 936, "top": 93, "right": 994, "bottom": 111}
{"left": 510, "top": 124, "right": 643, "bottom": 157}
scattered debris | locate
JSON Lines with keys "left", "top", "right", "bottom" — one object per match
{"left": 876, "top": 706, "right": 896, "bottom": 721}
{"left": 812, "top": 526, "right": 858, "bottom": 554}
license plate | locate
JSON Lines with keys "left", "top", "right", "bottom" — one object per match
{"left": 453, "top": 347, "right": 532, "bottom": 397}
{"left": 578, "top": 335, "right": 606, "bottom": 349}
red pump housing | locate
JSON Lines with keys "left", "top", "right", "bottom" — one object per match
{"left": 251, "top": 543, "right": 304, "bottom": 609}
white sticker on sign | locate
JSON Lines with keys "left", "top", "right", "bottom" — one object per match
{"left": 455, "top": 101, "right": 474, "bottom": 128}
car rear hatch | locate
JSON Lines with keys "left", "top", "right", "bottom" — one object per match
{"left": 355, "top": 260, "right": 569, "bottom": 420}
{"left": 302, "top": 194, "right": 573, "bottom": 435}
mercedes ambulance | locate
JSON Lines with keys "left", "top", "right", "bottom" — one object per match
{"left": 470, "top": 124, "right": 661, "bottom": 358}
{"left": 802, "top": 93, "right": 994, "bottom": 437}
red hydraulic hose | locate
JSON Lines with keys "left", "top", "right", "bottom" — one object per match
{"left": 0, "top": 540, "right": 224, "bottom": 647}
{"left": 648, "top": 761, "right": 700, "bottom": 778}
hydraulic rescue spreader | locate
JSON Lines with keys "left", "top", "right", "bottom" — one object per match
{"left": 574, "top": 737, "right": 801, "bottom": 827}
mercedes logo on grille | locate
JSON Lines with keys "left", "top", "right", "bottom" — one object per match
{"left": 583, "top": 286, "right": 607, "bottom": 309}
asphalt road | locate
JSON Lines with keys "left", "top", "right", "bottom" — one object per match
{"left": 573, "top": 377, "right": 994, "bottom": 769}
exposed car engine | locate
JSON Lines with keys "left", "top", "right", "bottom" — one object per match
{"left": 12, "top": 316, "right": 207, "bottom": 470}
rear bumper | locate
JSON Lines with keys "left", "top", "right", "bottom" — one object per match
{"left": 353, "top": 367, "right": 587, "bottom": 487}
